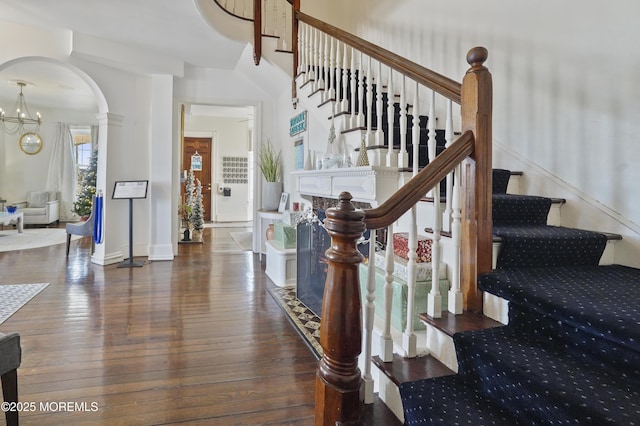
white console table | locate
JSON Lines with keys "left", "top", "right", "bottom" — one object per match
{"left": 256, "top": 209, "right": 283, "bottom": 260}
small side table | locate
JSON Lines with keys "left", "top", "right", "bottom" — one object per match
{"left": 0, "top": 199, "right": 6, "bottom": 211}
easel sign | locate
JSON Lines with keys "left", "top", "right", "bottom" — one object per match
{"left": 112, "top": 180, "right": 148, "bottom": 268}
{"left": 112, "top": 180, "right": 149, "bottom": 199}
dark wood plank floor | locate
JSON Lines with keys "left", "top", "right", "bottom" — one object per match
{"left": 0, "top": 225, "right": 318, "bottom": 425}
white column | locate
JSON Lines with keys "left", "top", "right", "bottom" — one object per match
{"left": 92, "top": 112, "right": 125, "bottom": 266}
{"left": 148, "top": 74, "right": 175, "bottom": 261}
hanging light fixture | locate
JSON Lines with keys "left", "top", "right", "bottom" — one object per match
{"left": 0, "top": 81, "right": 42, "bottom": 135}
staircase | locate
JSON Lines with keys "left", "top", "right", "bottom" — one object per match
{"left": 399, "top": 172, "right": 640, "bottom": 425}
{"left": 209, "top": 2, "right": 639, "bottom": 424}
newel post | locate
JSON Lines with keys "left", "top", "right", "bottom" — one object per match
{"left": 460, "top": 46, "right": 492, "bottom": 313}
{"left": 315, "top": 192, "right": 365, "bottom": 426}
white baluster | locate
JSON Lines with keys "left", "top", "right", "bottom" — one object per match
{"left": 334, "top": 40, "right": 342, "bottom": 107}
{"left": 380, "top": 224, "right": 394, "bottom": 362}
{"left": 366, "top": 56, "right": 373, "bottom": 151}
{"left": 349, "top": 47, "right": 357, "bottom": 128}
{"left": 281, "top": 3, "right": 288, "bottom": 51}
{"left": 261, "top": 0, "right": 266, "bottom": 34}
{"left": 316, "top": 31, "right": 325, "bottom": 92}
{"left": 412, "top": 81, "right": 420, "bottom": 173}
{"left": 322, "top": 33, "right": 329, "bottom": 95}
{"left": 448, "top": 102, "right": 463, "bottom": 314}
{"left": 427, "top": 89, "right": 442, "bottom": 318}
{"left": 356, "top": 51, "right": 365, "bottom": 128}
{"left": 272, "top": 0, "right": 278, "bottom": 37}
{"left": 327, "top": 35, "right": 335, "bottom": 101}
{"left": 375, "top": 61, "right": 384, "bottom": 148}
{"left": 403, "top": 206, "right": 418, "bottom": 358}
{"left": 443, "top": 99, "right": 454, "bottom": 233}
{"left": 297, "top": 22, "right": 304, "bottom": 75}
{"left": 363, "top": 229, "right": 376, "bottom": 404}
{"left": 449, "top": 166, "right": 463, "bottom": 314}
{"left": 386, "top": 69, "right": 397, "bottom": 167}
{"left": 398, "top": 75, "right": 408, "bottom": 168}
{"left": 307, "top": 25, "right": 314, "bottom": 81}
{"left": 340, "top": 41, "right": 349, "bottom": 113}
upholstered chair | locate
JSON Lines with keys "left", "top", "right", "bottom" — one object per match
{"left": 0, "top": 332, "right": 21, "bottom": 426}
{"left": 66, "top": 195, "right": 96, "bottom": 256}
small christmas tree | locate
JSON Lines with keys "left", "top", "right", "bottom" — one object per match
{"left": 73, "top": 149, "right": 98, "bottom": 218}
{"left": 192, "top": 178, "right": 204, "bottom": 232}
{"left": 181, "top": 169, "right": 196, "bottom": 228}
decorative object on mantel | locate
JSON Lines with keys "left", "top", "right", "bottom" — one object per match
{"left": 258, "top": 138, "right": 283, "bottom": 211}
{"left": 356, "top": 135, "right": 370, "bottom": 166}
{"left": 0, "top": 81, "right": 42, "bottom": 135}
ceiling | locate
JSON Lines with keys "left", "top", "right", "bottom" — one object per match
{"left": 0, "top": 0, "right": 247, "bottom": 113}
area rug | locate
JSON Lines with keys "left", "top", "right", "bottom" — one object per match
{"left": 0, "top": 228, "right": 80, "bottom": 252}
{"left": 230, "top": 231, "right": 253, "bottom": 251}
{"left": 0, "top": 283, "right": 49, "bottom": 325}
{"left": 269, "top": 286, "right": 323, "bottom": 359}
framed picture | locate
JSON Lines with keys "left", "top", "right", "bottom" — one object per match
{"left": 294, "top": 137, "right": 304, "bottom": 170}
{"left": 278, "top": 192, "right": 289, "bottom": 213}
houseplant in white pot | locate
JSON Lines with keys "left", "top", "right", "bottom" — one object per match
{"left": 258, "top": 138, "right": 282, "bottom": 211}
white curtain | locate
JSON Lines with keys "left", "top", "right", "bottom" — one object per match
{"left": 46, "top": 123, "right": 76, "bottom": 221}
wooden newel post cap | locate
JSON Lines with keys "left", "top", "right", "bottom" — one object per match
{"left": 324, "top": 192, "right": 366, "bottom": 236}
{"left": 466, "top": 46, "right": 488, "bottom": 69}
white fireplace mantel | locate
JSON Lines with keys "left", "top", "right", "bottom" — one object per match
{"left": 291, "top": 166, "right": 403, "bottom": 207}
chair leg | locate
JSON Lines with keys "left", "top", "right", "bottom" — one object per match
{"left": 1, "top": 369, "right": 18, "bottom": 426}
{"left": 66, "top": 233, "right": 71, "bottom": 257}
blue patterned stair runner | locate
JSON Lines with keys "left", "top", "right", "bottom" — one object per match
{"left": 399, "top": 169, "right": 639, "bottom": 425}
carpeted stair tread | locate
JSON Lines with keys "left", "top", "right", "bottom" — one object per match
{"left": 492, "top": 169, "right": 512, "bottom": 194}
{"left": 493, "top": 224, "right": 607, "bottom": 268}
{"left": 492, "top": 193, "right": 551, "bottom": 226}
{"left": 454, "top": 325, "right": 640, "bottom": 424}
{"left": 478, "top": 265, "right": 640, "bottom": 354}
{"left": 507, "top": 304, "right": 640, "bottom": 383}
{"left": 400, "top": 374, "right": 518, "bottom": 425}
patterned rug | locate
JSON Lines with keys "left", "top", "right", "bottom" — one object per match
{"left": 0, "top": 283, "right": 49, "bottom": 325}
{"left": 268, "top": 286, "right": 322, "bottom": 359}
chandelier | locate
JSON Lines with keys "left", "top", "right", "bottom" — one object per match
{"left": 0, "top": 81, "right": 42, "bottom": 135}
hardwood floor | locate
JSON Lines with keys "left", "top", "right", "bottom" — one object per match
{"left": 0, "top": 226, "right": 317, "bottom": 425}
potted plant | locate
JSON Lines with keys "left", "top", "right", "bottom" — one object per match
{"left": 257, "top": 138, "right": 283, "bottom": 211}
